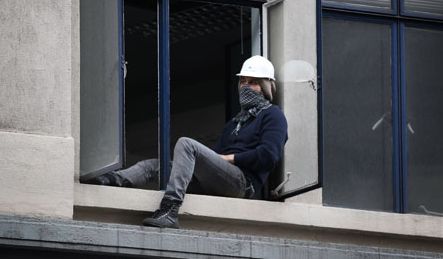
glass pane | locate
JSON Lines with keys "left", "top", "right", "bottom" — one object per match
{"left": 80, "top": 0, "right": 122, "bottom": 181}
{"left": 322, "top": 0, "right": 392, "bottom": 12}
{"left": 405, "top": 26, "right": 443, "bottom": 215}
{"left": 403, "top": 0, "right": 443, "bottom": 18}
{"left": 322, "top": 17, "right": 393, "bottom": 211}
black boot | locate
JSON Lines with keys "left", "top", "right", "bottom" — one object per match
{"left": 142, "top": 198, "right": 181, "bottom": 228}
{"left": 90, "top": 172, "right": 131, "bottom": 187}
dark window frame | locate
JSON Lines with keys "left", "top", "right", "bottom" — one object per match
{"left": 157, "top": 0, "right": 265, "bottom": 189}
{"left": 320, "top": 0, "right": 443, "bottom": 213}
{"left": 321, "top": 11, "right": 399, "bottom": 212}
{"left": 322, "top": 0, "right": 397, "bottom": 15}
{"left": 400, "top": 0, "right": 443, "bottom": 21}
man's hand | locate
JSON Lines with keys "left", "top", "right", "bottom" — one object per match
{"left": 220, "top": 154, "right": 235, "bottom": 164}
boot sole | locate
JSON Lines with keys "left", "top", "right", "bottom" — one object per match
{"left": 142, "top": 219, "right": 179, "bottom": 229}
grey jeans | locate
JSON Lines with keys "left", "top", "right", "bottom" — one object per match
{"left": 114, "top": 137, "right": 247, "bottom": 202}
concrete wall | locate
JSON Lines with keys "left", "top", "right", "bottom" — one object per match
{"left": 2, "top": 215, "right": 442, "bottom": 259}
{"left": 269, "top": 0, "right": 319, "bottom": 194}
{"left": 0, "top": 0, "right": 78, "bottom": 218}
{"left": 72, "top": 0, "right": 80, "bottom": 183}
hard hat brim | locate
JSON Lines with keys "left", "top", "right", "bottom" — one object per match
{"left": 236, "top": 73, "right": 275, "bottom": 81}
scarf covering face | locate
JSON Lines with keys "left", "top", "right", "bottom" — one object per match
{"left": 232, "top": 86, "right": 272, "bottom": 135}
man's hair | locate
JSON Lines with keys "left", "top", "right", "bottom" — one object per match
{"left": 258, "top": 79, "right": 276, "bottom": 102}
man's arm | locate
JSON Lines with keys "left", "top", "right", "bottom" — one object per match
{"left": 233, "top": 109, "right": 288, "bottom": 172}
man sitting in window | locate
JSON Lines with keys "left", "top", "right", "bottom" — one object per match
{"left": 92, "top": 56, "right": 288, "bottom": 228}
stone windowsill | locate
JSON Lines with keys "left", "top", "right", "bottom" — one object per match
{"left": 74, "top": 183, "right": 443, "bottom": 240}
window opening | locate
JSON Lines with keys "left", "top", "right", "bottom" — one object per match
{"left": 170, "top": 1, "right": 259, "bottom": 151}
{"left": 124, "top": 0, "right": 158, "bottom": 189}
{"left": 168, "top": 1, "right": 261, "bottom": 192}
{"left": 120, "top": 0, "right": 261, "bottom": 191}
{"left": 79, "top": 0, "right": 124, "bottom": 182}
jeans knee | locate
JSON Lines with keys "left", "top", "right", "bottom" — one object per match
{"left": 136, "top": 160, "right": 147, "bottom": 167}
{"left": 177, "top": 137, "right": 193, "bottom": 146}
{"left": 176, "top": 137, "right": 197, "bottom": 153}
{"left": 136, "top": 159, "right": 158, "bottom": 169}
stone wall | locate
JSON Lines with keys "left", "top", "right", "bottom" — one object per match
{"left": 0, "top": 0, "right": 78, "bottom": 218}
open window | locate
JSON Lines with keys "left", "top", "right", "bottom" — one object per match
{"left": 80, "top": 0, "right": 264, "bottom": 191}
{"left": 262, "top": 0, "right": 321, "bottom": 200}
{"left": 80, "top": 0, "right": 124, "bottom": 181}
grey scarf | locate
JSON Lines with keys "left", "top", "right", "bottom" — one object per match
{"left": 232, "top": 87, "right": 271, "bottom": 135}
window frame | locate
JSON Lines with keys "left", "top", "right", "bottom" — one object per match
{"left": 400, "top": 0, "right": 443, "bottom": 21}
{"left": 321, "top": 0, "right": 397, "bottom": 15}
{"left": 399, "top": 20, "right": 443, "bottom": 213}
{"left": 320, "top": 0, "right": 443, "bottom": 213}
{"left": 79, "top": 0, "right": 126, "bottom": 182}
{"left": 321, "top": 11, "right": 399, "bottom": 212}
{"left": 157, "top": 0, "right": 266, "bottom": 189}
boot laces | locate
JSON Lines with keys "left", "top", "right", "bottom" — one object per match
{"left": 152, "top": 199, "right": 179, "bottom": 218}
{"left": 152, "top": 206, "right": 171, "bottom": 218}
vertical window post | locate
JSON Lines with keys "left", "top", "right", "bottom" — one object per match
{"left": 317, "top": 0, "right": 324, "bottom": 188}
{"left": 392, "top": 22, "right": 402, "bottom": 213}
{"left": 399, "top": 22, "right": 408, "bottom": 213}
{"left": 158, "top": 0, "right": 170, "bottom": 190}
{"left": 118, "top": 0, "right": 125, "bottom": 173}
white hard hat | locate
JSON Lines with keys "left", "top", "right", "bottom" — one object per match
{"left": 237, "top": 55, "right": 275, "bottom": 80}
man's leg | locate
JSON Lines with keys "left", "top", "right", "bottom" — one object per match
{"left": 143, "top": 137, "right": 247, "bottom": 228}
{"left": 165, "top": 138, "right": 246, "bottom": 202}
{"left": 165, "top": 138, "right": 247, "bottom": 201}
{"left": 93, "top": 159, "right": 160, "bottom": 188}
{"left": 114, "top": 159, "right": 160, "bottom": 187}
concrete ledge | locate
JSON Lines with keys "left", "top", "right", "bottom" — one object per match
{"left": 74, "top": 183, "right": 443, "bottom": 240}
{"left": 1, "top": 215, "right": 442, "bottom": 259}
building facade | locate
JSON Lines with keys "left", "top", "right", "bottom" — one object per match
{"left": 0, "top": 0, "right": 442, "bottom": 258}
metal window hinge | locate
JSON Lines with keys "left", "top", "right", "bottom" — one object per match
{"left": 419, "top": 205, "right": 443, "bottom": 217}
{"left": 270, "top": 172, "right": 292, "bottom": 199}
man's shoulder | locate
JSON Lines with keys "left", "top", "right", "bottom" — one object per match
{"left": 269, "top": 104, "right": 283, "bottom": 111}
{"left": 261, "top": 105, "right": 287, "bottom": 123}
{"left": 264, "top": 105, "right": 285, "bottom": 116}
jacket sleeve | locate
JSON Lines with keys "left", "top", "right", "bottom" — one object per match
{"left": 234, "top": 108, "right": 288, "bottom": 173}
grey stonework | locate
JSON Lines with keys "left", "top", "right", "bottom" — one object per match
{"left": 0, "top": 215, "right": 442, "bottom": 259}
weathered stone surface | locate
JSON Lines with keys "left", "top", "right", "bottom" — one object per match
{"left": 0, "top": 132, "right": 74, "bottom": 218}
{"left": 0, "top": 215, "right": 442, "bottom": 259}
{"left": 0, "top": 0, "right": 73, "bottom": 137}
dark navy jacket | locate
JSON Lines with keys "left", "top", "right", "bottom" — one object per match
{"left": 214, "top": 105, "right": 288, "bottom": 196}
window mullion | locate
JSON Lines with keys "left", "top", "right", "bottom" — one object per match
{"left": 392, "top": 21, "right": 406, "bottom": 213}
{"left": 399, "top": 22, "right": 409, "bottom": 213}
{"left": 158, "top": 0, "right": 171, "bottom": 190}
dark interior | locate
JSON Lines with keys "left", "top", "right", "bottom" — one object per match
{"left": 123, "top": 0, "right": 255, "bottom": 188}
